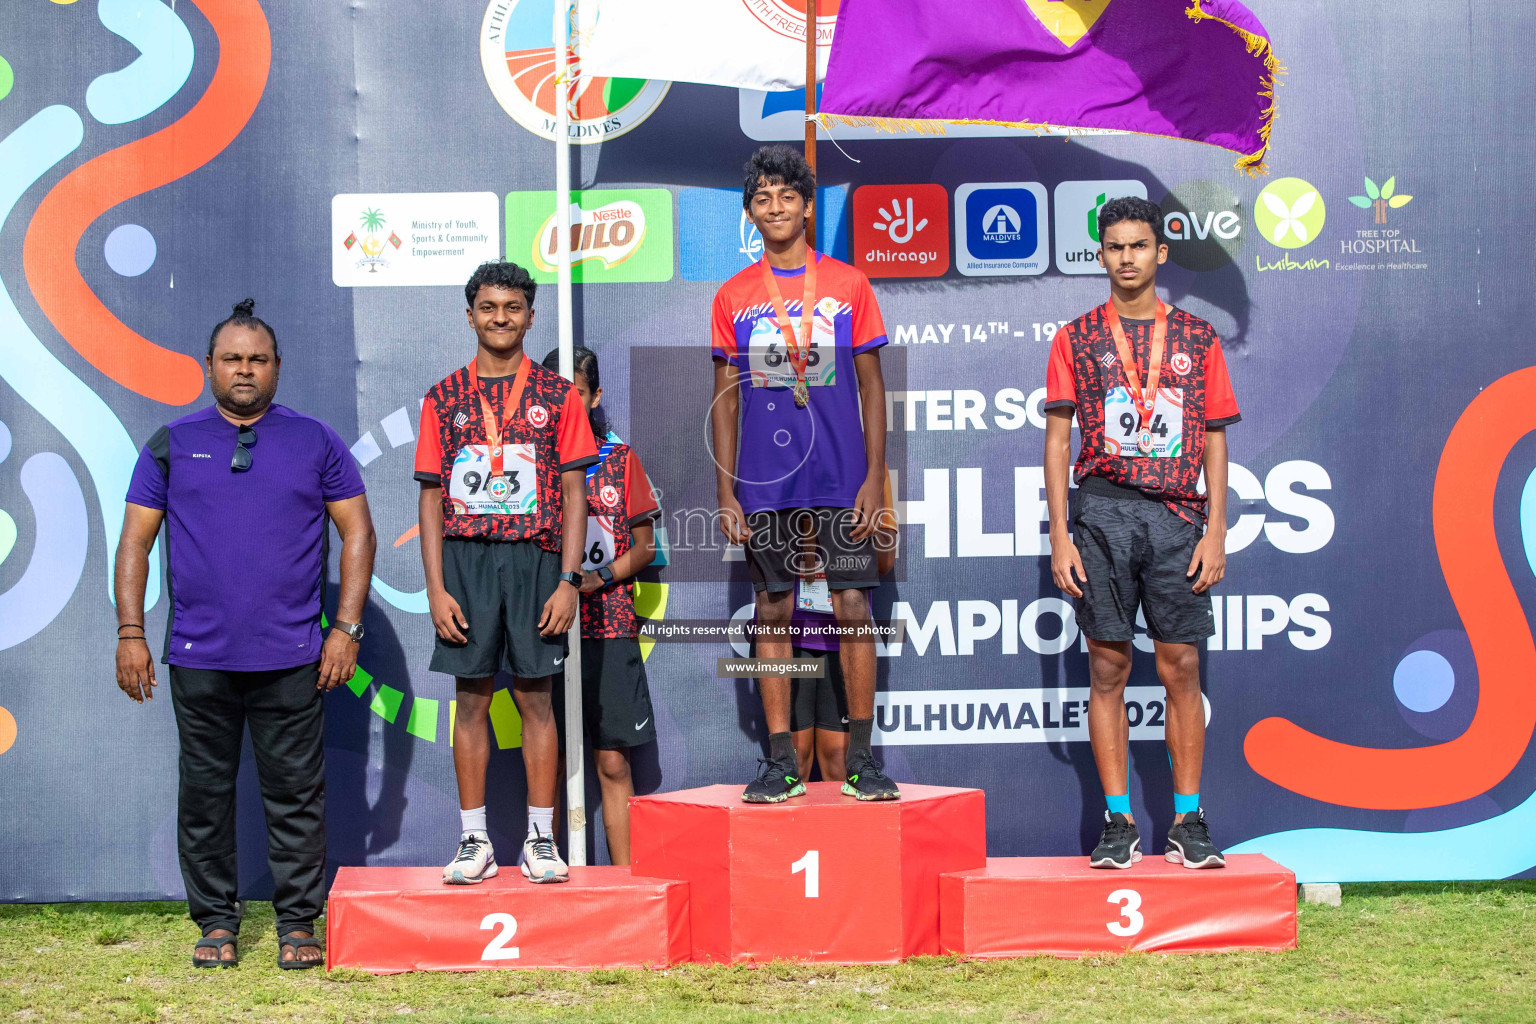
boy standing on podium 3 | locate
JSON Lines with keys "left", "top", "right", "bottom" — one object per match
{"left": 415, "top": 262, "right": 599, "bottom": 884}
{"left": 1042, "top": 197, "right": 1241, "bottom": 870}
{"left": 710, "top": 145, "right": 898, "bottom": 803}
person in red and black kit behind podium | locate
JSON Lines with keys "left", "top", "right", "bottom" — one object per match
{"left": 1043, "top": 197, "right": 1240, "bottom": 872}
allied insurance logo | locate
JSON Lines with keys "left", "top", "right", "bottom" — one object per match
{"left": 954, "top": 182, "right": 1048, "bottom": 277}
{"left": 853, "top": 184, "right": 949, "bottom": 278}
{"left": 506, "top": 188, "right": 674, "bottom": 283}
{"left": 480, "top": 0, "right": 669, "bottom": 144}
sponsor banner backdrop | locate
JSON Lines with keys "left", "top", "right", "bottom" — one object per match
{"left": 0, "top": 0, "right": 1533, "bottom": 902}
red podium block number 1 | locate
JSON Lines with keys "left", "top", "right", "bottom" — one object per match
{"left": 791, "top": 850, "right": 819, "bottom": 897}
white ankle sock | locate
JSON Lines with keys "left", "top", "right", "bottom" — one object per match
{"left": 527, "top": 806, "right": 554, "bottom": 840}
{"left": 460, "top": 806, "right": 488, "bottom": 839}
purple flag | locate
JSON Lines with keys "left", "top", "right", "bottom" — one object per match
{"left": 819, "top": 0, "right": 1280, "bottom": 173}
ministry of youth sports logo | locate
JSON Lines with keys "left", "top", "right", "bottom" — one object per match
{"left": 480, "top": 0, "right": 669, "bottom": 145}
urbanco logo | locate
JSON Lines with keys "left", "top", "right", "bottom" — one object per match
{"left": 1254, "top": 177, "right": 1326, "bottom": 249}
{"left": 480, "top": 0, "right": 670, "bottom": 144}
{"left": 1347, "top": 175, "right": 1413, "bottom": 225}
{"left": 853, "top": 184, "right": 949, "bottom": 278}
{"left": 1053, "top": 179, "right": 1146, "bottom": 275}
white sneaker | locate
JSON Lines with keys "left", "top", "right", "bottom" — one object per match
{"left": 443, "top": 834, "right": 497, "bottom": 885}
{"left": 519, "top": 827, "right": 569, "bottom": 883}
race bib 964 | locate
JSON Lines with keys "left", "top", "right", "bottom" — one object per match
{"left": 1103, "top": 387, "right": 1185, "bottom": 458}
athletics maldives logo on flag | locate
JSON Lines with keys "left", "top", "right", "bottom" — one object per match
{"left": 853, "top": 184, "right": 948, "bottom": 279}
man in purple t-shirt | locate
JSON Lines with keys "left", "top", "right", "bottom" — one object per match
{"left": 114, "top": 300, "right": 376, "bottom": 968}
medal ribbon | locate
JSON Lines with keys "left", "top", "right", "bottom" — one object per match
{"left": 1103, "top": 298, "right": 1168, "bottom": 435}
{"left": 466, "top": 356, "right": 531, "bottom": 479}
{"left": 758, "top": 250, "right": 818, "bottom": 391}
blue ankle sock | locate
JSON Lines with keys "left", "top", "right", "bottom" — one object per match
{"left": 1173, "top": 792, "right": 1200, "bottom": 815}
{"left": 1106, "top": 793, "right": 1132, "bottom": 815}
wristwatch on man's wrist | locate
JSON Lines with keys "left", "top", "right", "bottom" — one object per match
{"left": 333, "top": 620, "right": 365, "bottom": 642}
{"left": 558, "top": 571, "right": 584, "bottom": 589}
{"left": 597, "top": 565, "right": 615, "bottom": 587}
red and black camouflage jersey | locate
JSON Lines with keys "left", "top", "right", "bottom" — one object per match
{"left": 580, "top": 441, "right": 661, "bottom": 639}
{"left": 1045, "top": 304, "right": 1240, "bottom": 526}
{"left": 414, "top": 355, "right": 598, "bottom": 551}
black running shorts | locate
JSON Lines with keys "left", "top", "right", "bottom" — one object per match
{"left": 744, "top": 507, "right": 878, "bottom": 593}
{"left": 428, "top": 538, "right": 567, "bottom": 679}
{"left": 789, "top": 646, "right": 849, "bottom": 733}
{"left": 1072, "top": 488, "right": 1217, "bottom": 645}
{"left": 553, "top": 636, "right": 657, "bottom": 750}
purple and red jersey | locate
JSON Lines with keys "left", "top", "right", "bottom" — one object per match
{"left": 414, "top": 356, "right": 598, "bottom": 551}
{"left": 711, "top": 252, "right": 888, "bottom": 514}
{"left": 1045, "top": 304, "right": 1240, "bottom": 525}
{"left": 580, "top": 441, "right": 661, "bottom": 639}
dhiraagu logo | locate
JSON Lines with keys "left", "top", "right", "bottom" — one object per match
{"left": 1254, "top": 177, "right": 1326, "bottom": 249}
{"left": 506, "top": 189, "right": 674, "bottom": 283}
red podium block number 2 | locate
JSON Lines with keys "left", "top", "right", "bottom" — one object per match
{"left": 480, "top": 913, "right": 520, "bottom": 961}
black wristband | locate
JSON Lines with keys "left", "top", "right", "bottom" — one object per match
{"left": 116, "top": 623, "right": 144, "bottom": 634}
{"left": 117, "top": 635, "right": 147, "bottom": 642}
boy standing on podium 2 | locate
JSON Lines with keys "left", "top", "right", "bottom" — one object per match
{"left": 711, "top": 144, "right": 898, "bottom": 803}
{"left": 415, "top": 262, "right": 598, "bottom": 884}
{"left": 1043, "top": 197, "right": 1240, "bottom": 870}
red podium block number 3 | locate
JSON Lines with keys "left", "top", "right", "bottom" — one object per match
{"left": 1105, "top": 889, "right": 1144, "bottom": 937}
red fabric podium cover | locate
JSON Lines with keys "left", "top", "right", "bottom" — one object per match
{"left": 326, "top": 865, "right": 690, "bottom": 972}
{"left": 630, "top": 782, "right": 987, "bottom": 963}
{"left": 939, "top": 854, "right": 1297, "bottom": 956}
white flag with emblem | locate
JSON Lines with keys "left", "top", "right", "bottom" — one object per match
{"left": 577, "top": 0, "right": 832, "bottom": 91}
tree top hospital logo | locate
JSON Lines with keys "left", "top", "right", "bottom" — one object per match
{"left": 954, "top": 182, "right": 1048, "bottom": 277}
{"left": 480, "top": 0, "right": 669, "bottom": 144}
{"left": 1254, "top": 177, "right": 1326, "bottom": 249}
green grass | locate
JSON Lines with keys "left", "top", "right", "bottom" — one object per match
{"left": 1, "top": 883, "right": 1533, "bottom": 1023}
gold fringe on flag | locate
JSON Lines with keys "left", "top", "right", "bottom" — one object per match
{"left": 1186, "top": 0, "right": 1285, "bottom": 175}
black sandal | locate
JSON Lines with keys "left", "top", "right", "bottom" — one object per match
{"left": 192, "top": 934, "right": 238, "bottom": 968}
{"left": 277, "top": 931, "right": 323, "bottom": 970}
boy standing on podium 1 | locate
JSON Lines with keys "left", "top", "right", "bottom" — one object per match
{"left": 415, "top": 262, "right": 598, "bottom": 885}
{"left": 1043, "top": 197, "right": 1240, "bottom": 870}
{"left": 711, "top": 144, "right": 899, "bottom": 803}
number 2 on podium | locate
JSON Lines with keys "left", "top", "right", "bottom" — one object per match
{"left": 791, "top": 849, "right": 820, "bottom": 898}
{"left": 1105, "top": 889, "right": 1144, "bottom": 936}
{"left": 480, "top": 912, "right": 520, "bottom": 960}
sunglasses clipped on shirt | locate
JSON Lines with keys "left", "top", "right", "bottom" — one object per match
{"left": 231, "top": 426, "right": 257, "bottom": 472}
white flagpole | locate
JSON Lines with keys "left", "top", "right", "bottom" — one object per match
{"left": 554, "top": 0, "right": 586, "bottom": 867}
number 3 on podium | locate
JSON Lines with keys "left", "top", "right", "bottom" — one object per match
{"left": 480, "top": 912, "right": 520, "bottom": 960}
{"left": 791, "top": 849, "right": 820, "bottom": 898}
{"left": 1105, "top": 889, "right": 1144, "bottom": 936}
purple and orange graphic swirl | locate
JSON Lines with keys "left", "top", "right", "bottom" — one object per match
{"left": 22, "top": 0, "right": 271, "bottom": 406}
{"left": 1245, "top": 366, "right": 1536, "bottom": 809}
